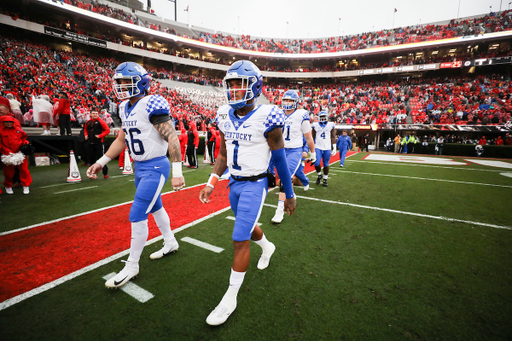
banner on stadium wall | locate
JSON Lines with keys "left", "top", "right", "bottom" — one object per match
{"left": 379, "top": 124, "right": 512, "bottom": 132}
{"left": 336, "top": 124, "right": 378, "bottom": 131}
{"left": 44, "top": 26, "right": 107, "bottom": 48}
{"left": 440, "top": 61, "right": 462, "bottom": 69}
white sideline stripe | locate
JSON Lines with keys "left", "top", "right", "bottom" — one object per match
{"left": 296, "top": 195, "right": 512, "bottom": 231}
{"left": 0, "top": 205, "right": 232, "bottom": 311}
{"left": 0, "top": 182, "right": 209, "bottom": 237}
{"left": 181, "top": 237, "right": 224, "bottom": 253}
{"left": 339, "top": 170, "right": 512, "bottom": 189}
{"left": 347, "top": 159, "right": 505, "bottom": 172}
{"left": 39, "top": 183, "right": 76, "bottom": 189}
{"left": 102, "top": 273, "right": 154, "bottom": 303}
{"left": 226, "top": 216, "right": 262, "bottom": 226}
{"left": 54, "top": 186, "right": 98, "bottom": 194}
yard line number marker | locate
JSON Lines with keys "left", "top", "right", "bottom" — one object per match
{"left": 102, "top": 273, "right": 154, "bottom": 303}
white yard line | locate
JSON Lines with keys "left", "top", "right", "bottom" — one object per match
{"left": 296, "top": 195, "right": 512, "bottom": 231}
{"left": 54, "top": 186, "right": 98, "bottom": 194}
{"left": 181, "top": 237, "right": 224, "bottom": 253}
{"left": 102, "top": 273, "right": 154, "bottom": 303}
{"left": 338, "top": 170, "right": 512, "bottom": 189}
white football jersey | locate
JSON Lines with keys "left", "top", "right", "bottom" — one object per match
{"left": 311, "top": 121, "right": 335, "bottom": 150}
{"left": 283, "top": 109, "right": 311, "bottom": 149}
{"left": 216, "top": 104, "right": 285, "bottom": 177}
{"left": 119, "top": 95, "right": 170, "bottom": 161}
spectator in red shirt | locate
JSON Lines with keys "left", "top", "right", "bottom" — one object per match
{"left": 495, "top": 136, "right": 504, "bottom": 146}
{"left": 54, "top": 91, "right": 72, "bottom": 136}
{"left": 178, "top": 127, "right": 187, "bottom": 162}
{"left": 478, "top": 136, "right": 487, "bottom": 145}
{"left": 84, "top": 109, "right": 111, "bottom": 178}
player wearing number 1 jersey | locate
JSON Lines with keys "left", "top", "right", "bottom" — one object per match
{"left": 311, "top": 111, "right": 336, "bottom": 187}
{"left": 270, "top": 90, "right": 316, "bottom": 224}
{"left": 199, "top": 60, "right": 296, "bottom": 326}
{"left": 87, "top": 62, "right": 185, "bottom": 289}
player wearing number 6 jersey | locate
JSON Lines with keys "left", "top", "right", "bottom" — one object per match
{"left": 87, "top": 62, "right": 185, "bottom": 289}
{"left": 269, "top": 89, "right": 316, "bottom": 224}
{"left": 199, "top": 60, "right": 296, "bottom": 326}
{"left": 311, "top": 111, "right": 336, "bottom": 187}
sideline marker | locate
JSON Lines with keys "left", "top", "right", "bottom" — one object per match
{"left": 122, "top": 148, "right": 133, "bottom": 175}
{"left": 67, "top": 150, "right": 81, "bottom": 183}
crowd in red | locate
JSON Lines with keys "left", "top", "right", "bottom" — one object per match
{"left": 0, "top": 36, "right": 220, "bottom": 130}
{"left": 60, "top": 0, "right": 512, "bottom": 54}
{"left": 264, "top": 74, "right": 512, "bottom": 126}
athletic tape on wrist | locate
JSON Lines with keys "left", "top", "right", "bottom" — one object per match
{"left": 96, "top": 155, "right": 111, "bottom": 168}
{"left": 206, "top": 173, "right": 219, "bottom": 188}
{"left": 172, "top": 162, "right": 183, "bottom": 178}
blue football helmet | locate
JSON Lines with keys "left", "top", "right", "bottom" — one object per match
{"left": 281, "top": 90, "right": 300, "bottom": 110}
{"left": 223, "top": 60, "right": 263, "bottom": 110}
{"left": 318, "top": 111, "right": 328, "bottom": 123}
{"left": 112, "top": 62, "right": 151, "bottom": 100}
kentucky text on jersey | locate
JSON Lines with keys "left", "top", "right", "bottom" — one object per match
{"left": 122, "top": 120, "right": 138, "bottom": 127}
{"left": 224, "top": 131, "right": 253, "bottom": 141}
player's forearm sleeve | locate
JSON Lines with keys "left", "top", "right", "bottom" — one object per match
{"left": 271, "top": 148, "right": 294, "bottom": 199}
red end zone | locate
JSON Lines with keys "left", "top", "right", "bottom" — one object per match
{"left": 0, "top": 151, "right": 346, "bottom": 303}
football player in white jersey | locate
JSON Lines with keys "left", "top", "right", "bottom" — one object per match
{"left": 311, "top": 111, "right": 336, "bottom": 187}
{"left": 270, "top": 90, "right": 315, "bottom": 224}
{"left": 87, "top": 62, "right": 185, "bottom": 288}
{"left": 199, "top": 60, "right": 296, "bottom": 326}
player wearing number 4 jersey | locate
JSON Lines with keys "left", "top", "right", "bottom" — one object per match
{"left": 87, "top": 62, "right": 185, "bottom": 289}
{"left": 311, "top": 111, "right": 336, "bottom": 187}
{"left": 199, "top": 60, "right": 296, "bottom": 326}
{"left": 269, "top": 90, "right": 316, "bottom": 224}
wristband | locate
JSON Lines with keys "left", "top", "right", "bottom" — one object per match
{"left": 96, "top": 155, "right": 111, "bottom": 167}
{"left": 206, "top": 173, "right": 220, "bottom": 188}
{"left": 172, "top": 162, "right": 183, "bottom": 178}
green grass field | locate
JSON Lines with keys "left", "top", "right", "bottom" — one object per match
{"left": 1, "top": 153, "right": 512, "bottom": 340}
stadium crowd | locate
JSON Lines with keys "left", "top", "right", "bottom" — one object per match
{"left": 264, "top": 74, "right": 512, "bottom": 126}
{"left": 54, "top": 0, "right": 512, "bottom": 54}
{"left": 0, "top": 36, "right": 223, "bottom": 131}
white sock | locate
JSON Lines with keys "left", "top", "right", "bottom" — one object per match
{"left": 128, "top": 220, "right": 149, "bottom": 263}
{"left": 277, "top": 200, "right": 284, "bottom": 210}
{"left": 254, "top": 234, "right": 273, "bottom": 254}
{"left": 220, "top": 269, "right": 245, "bottom": 308}
{"left": 323, "top": 175, "right": 328, "bottom": 180}
{"left": 152, "top": 207, "right": 176, "bottom": 245}
{"left": 317, "top": 171, "right": 322, "bottom": 176}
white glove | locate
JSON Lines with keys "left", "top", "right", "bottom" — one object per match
{"left": 331, "top": 144, "right": 337, "bottom": 156}
{"left": 308, "top": 152, "right": 316, "bottom": 164}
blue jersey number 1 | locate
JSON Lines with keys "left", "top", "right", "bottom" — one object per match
{"left": 232, "top": 140, "right": 241, "bottom": 170}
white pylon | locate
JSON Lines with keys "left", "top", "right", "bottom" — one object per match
{"left": 67, "top": 150, "right": 82, "bottom": 183}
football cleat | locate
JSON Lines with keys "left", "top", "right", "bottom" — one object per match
{"left": 104, "top": 175, "right": 109, "bottom": 179}
{"left": 303, "top": 184, "right": 309, "bottom": 191}
{"left": 5, "top": 187, "right": 13, "bottom": 195}
{"left": 271, "top": 208, "right": 284, "bottom": 224}
{"left": 322, "top": 179, "right": 328, "bottom": 187}
{"left": 23, "top": 186, "right": 30, "bottom": 195}
{"left": 105, "top": 260, "right": 139, "bottom": 288}
{"left": 206, "top": 298, "right": 237, "bottom": 326}
{"left": 150, "top": 239, "right": 179, "bottom": 260}
{"left": 257, "top": 242, "right": 276, "bottom": 270}
{"left": 340, "top": 164, "right": 344, "bottom": 168}
{"left": 316, "top": 175, "right": 322, "bottom": 185}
